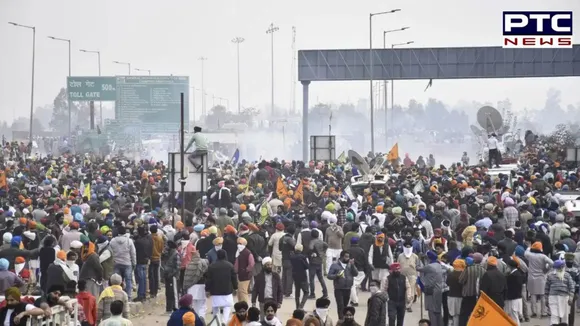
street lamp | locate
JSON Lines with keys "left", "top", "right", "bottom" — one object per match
{"left": 231, "top": 37, "right": 245, "bottom": 114}
{"left": 134, "top": 68, "right": 151, "bottom": 75}
{"left": 113, "top": 61, "right": 131, "bottom": 75}
{"left": 9, "top": 22, "right": 36, "bottom": 142}
{"left": 79, "top": 49, "right": 103, "bottom": 126}
{"left": 390, "top": 41, "right": 414, "bottom": 135}
{"left": 198, "top": 57, "right": 207, "bottom": 116}
{"left": 369, "top": 9, "right": 400, "bottom": 154}
{"left": 48, "top": 36, "right": 73, "bottom": 138}
{"left": 266, "top": 23, "right": 279, "bottom": 116}
{"left": 382, "top": 27, "right": 410, "bottom": 141}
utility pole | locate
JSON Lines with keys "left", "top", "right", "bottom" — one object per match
{"left": 266, "top": 23, "right": 279, "bottom": 116}
{"left": 231, "top": 37, "right": 245, "bottom": 114}
{"left": 290, "top": 26, "right": 297, "bottom": 115}
{"left": 198, "top": 57, "right": 207, "bottom": 116}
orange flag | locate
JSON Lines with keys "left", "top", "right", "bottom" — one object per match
{"left": 0, "top": 170, "right": 7, "bottom": 190}
{"left": 294, "top": 180, "right": 304, "bottom": 202}
{"left": 386, "top": 143, "right": 399, "bottom": 161}
{"left": 276, "top": 177, "right": 288, "bottom": 198}
{"left": 467, "top": 291, "right": 517, "bottom": 326}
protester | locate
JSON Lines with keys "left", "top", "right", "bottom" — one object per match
{"left": 98, "top": 300, "right": 133, "bottom": 326}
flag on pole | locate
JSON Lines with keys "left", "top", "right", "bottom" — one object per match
{"left": 386, "top": 143, "right": 399, "bottom": 161}
{"left": 231, "top": 149, "right": 240, "bottom": 165}
{"left": 276, "top": 177, "right": 288, "bottom": 198}
{"left": 294, "top": 180, "right": 304, "bottom": 202}
{"left": 467, "top": 291, "right": 517, "bottom": 326}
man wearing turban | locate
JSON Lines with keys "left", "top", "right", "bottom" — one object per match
{"left": 368, "top": 233, "right": 393, "bottom": 290}
{"left": 0, "top": 287, "right": 45, "bottom": 325}
{"left": 418, "top": 250, "right": 446, "bottom": 326}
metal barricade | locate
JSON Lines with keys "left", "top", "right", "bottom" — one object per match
{"left": 26, "top": 298, "right": 78, "bottom": 326}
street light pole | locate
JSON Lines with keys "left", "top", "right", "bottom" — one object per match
{"left": 198, "top": 57, "right": 207, "bottom": 116}
{"left": 48, "top": 36, "right": 72, "bottom": 138}
{"left": 390, "top": 41, "right": 414, "bottom": 129}
{"left": 113, "top": 61, "right": 131, "bottom": 75}
{"left": 231, "top": 37, "right": 245, "bottom": 114}
{"left": 79, "top": 49, "right": 103, "bottom": 125}
{"left": 382, "top": 27, "right": 409, "bottom": 141}
{"left": 266, "top": 23, "right": 279, "bottom": 116}
{"left": 134, "top": 68, "right": 151, "bottom": 75}
{"left": 10, "top": 22, "right": 36, "bottom": 142}
{"left": 369, "top": 9, "right": 400, "bottom": 154}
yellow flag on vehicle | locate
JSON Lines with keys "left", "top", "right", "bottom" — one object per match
{"left": 467, "top": 291, "right": 517, "bottom": 326}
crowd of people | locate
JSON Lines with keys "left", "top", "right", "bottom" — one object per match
{"left": 0, "top": 131, "right": 577, "bottom": 326}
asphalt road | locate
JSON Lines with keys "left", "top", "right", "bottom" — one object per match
{"left": 130, "top": 279, "right": 547, "bottom": 326}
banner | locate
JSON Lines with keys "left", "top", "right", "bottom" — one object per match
{"left": 467, "top": 291, "right": 517, "bottom": 326}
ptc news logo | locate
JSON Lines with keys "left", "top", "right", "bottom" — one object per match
{"left": 503, "top": 11, "right": 573, "bottom": 48}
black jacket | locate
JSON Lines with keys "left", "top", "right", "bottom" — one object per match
{"left": 290, "top": 253, "right": 309, "bottom": 282}
{"left": 505, "top": 269, "right": 525, "bottom": 300}
{"left": 205, "top": 259, "right": 237, "bottom": 295}
{"left": 252, "top": 271, "right": 283, "bottom": 305}
{"left": 349, "top": 244, "right": 368, "bottom": 271}
{"left": 479, "top": 266, "right": 506, "bottom": 308}
{"left": 134, "top": 235, "right": 153, "bottom": 265}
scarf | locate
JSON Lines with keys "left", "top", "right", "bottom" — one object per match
{"left": 97, "top": 285, "right": 123, "bottom": 303}
{"left": 81, "top": 242, "right": 96, "bottom": 262}
{"left": 228, "top": 315, "right": 245, "bottom": 326}
{"left": 403, "top": 246, "right": 413, "bottom": 258}
{"left": 54, "top": 258, "right": 76, "bottom": 281}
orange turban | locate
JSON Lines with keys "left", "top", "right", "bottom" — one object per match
{"left": 28, "top": 221, "right": 36, "bottom": 230}
{"left": 224, "top": 225, "right": 237, "bottom": 235}
{"left": 531, "top": 242, "right": 543, "bottom": 251}
{"left": 63, "top": 207, "right": 70, "bottom": 215}
{"left": 200, "top": 229, "right": 210, "bottom": 237}
{"left": 453, "top": 259, "right": 466, "bottom": 271}
{"left": 239, "top": 204, "right": 247, "bottom": 211}
{"left": 176, "top": 221, "right": 184, "bottom": 230}
{"left": 15, "top": 257, "right": 25, "bottom": 264}
{"left": 487, "top": 256, "right": 498, "bottom": 266}
{"left": 57, "top": 250, "right": 66, "bottom": 261}
{"left": 19, "top": 218, "right": 27, "bottom": 226}
{"left": 182, "top": 312, "right": 196, "bottom": 325}
{"left": 24, "top": 199, "right": 32, "bottom": 206}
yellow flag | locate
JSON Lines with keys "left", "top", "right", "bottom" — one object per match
{"left": 386, "top": 143, "right": 399, "bottom": 161}
{"left": 467, "top": 291, "right": 517, "bottom": 326}
{"left": 63, "top": 186, "right": 69, "bottom": 198}
{"left": 83, "top": 184, "right": 91, "bottom": 199}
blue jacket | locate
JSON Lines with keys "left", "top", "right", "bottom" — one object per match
{"left": 167, "top": 307, "right": 204, "bottom": 326}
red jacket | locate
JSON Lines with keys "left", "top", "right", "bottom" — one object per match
{"left": 76, "top": 291, "right": 97, "bottom": 326}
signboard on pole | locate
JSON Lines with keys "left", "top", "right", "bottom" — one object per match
{"left": 116, "top": 76, "right": 189, "bottom": 133}
{"left": 67, "top": 77, "right": 117, "bottom": 101}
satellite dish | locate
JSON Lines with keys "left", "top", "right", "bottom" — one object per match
{"left": 477, "top": 106, "right": 503, "bottom": 133}
{"left": 348, "top": 150, "right": 370, "bottom": 175}
{"left": 470, "top": 125, "right": 483, "bottom": 137}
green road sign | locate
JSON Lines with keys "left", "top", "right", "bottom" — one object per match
{"left": 67, "top": 76, "right": 117, "bottom": 101}
{"left": 115, "top": 76, "right": 189, "bottom": 133}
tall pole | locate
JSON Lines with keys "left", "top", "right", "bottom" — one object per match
{"left": 368, "top": 9, "right": 400, "bottom": 154}
{"left": 232, "top": 37, "right": 245, "bottom": 114}
{"left": 48, "top": 36, "right": 72, "bottom": 138}
{"left": 179, "top": 92, "right": 185, "bottom": 224}
{"left": 266, "top": 23, "right": 279, "bottom": 116}
{"left": 198, "top": 57, "right": 207, "bottom": 116}
{"left": 113, "top": 61, "right": 131, "bottom": 75}
{"left": 10, "top": 23, "right": 36, "bottom": 142}
{"left": 80, "top": 49, "right": 103, "bottom": 126}
{"left": 391, "top": 41, "right": 414, "bottom": 132}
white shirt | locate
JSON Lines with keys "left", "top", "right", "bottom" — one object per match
{"left": 4, "top": 304, "right": 35, "bottom": 326}
{"left": 487, "top": 137, "right": 499, "bottom": 150}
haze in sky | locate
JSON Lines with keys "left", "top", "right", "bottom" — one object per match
{"left": 1, "top": 0, "right": 579, "bottom": 123}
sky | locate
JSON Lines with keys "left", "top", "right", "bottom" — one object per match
{"left": 1, "top": 0, "right": 579, "bottom": 124}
